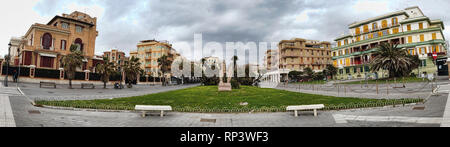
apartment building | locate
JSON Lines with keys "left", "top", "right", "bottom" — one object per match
{"left": 103, "top": 49, "right": 127, "bottom": 70}
{"left": 278, "top": 38, "right": 332, "bottom": 72}
{"left": 264, "top": 49, "right": 278, "bottom": 71}
{"left": 131, "top": 40, "right": 179, "bottom": 77}
{"left": 332, "top": 6, "right": 446, "bottom": 79}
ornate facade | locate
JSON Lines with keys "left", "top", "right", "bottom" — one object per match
{"left": 18, "top": 11, "right": 101, "bottom": 71}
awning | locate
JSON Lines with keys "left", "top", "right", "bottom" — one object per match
{"left": 39, "top": 53, "right": 57, "bottom": 58}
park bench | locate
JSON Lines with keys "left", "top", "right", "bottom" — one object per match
{"left": 81, "top": 83, "right": 95, "bottom": 89}
{"left": 135, "top": 105, "right": 173, "bottom": 117}
{"left": 40, "top": 81, "right": 56, "bottom": 89}
{"left": 286, "top": 104, "right": 325, "bottom": 117}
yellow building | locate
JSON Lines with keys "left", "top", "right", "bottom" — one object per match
{"left": 103, "top": 49, "right": 127, "bottom": 70}
{"left": 131, "top": 40, "right": 179, "bottom": 77}
{"left": 332, "top": 6, "right": 446, "bottom": 79}
{"left": 18, "top": 11, "right": 100, "bottom": 71}
{"left": 278, "top": 38, "right": 332, "bottom": 72}
{"left": 264, "top": 49, "right": 277, "bottom": 70}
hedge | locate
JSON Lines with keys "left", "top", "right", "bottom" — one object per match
{"left": 35, "top": 68, "right": 60, "bottom": 79}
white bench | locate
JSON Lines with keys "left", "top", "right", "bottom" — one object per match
{"left": 286, "top": 104, "right": 325, "bottom": 117}
{"left": 135, "top": 105, "right": 173, "bottom": 117}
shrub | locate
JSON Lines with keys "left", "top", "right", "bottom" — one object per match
{"left": 231, "top": 79, "right": 240, "bottom": 89}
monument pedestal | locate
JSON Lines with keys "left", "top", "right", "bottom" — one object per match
{"left": 218, "top": 82, "right": 232, "bottom": 91}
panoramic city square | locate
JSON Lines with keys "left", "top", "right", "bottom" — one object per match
{"left": 1, "top": 0, "right": 450, "bottom": 130}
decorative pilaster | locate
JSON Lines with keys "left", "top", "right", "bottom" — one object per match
{"left": 59, "top": 68, "right": 64, "bottom": 80}
{"left": 84, "top": 70, "right": 90, "bottom": 81}
{"left": 29, "top": 65, "right": 36, "bottom": 78}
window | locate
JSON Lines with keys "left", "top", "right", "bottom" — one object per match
{"left": 363, "top": 25, "right": 369, "bottom": 33}
{"left": 356, "top": 36, "right": 360, "bottom": 42}
{"left": 408, "top": 36, "right": 413, "bottom": 43}
{"left": 62, "top": 23, "right": 69, "bottom": 29}
{"left": 337, "top": 41, "right": 341, "bottom": 47}
{"left": 393, "top": 28, "right": 399, "bottom": 34}
{"left": 372, "top": 23, "right": 378, "bottom": 29}
{"left": 383, "top": 30, "right": 389, "bottom": 36}
{"left": 382, "top": 20, "right": 388, "bottom": 28}
{"left": 419, "top": 23, "right": 423, "bottom": 30}
{"left": 392, "top": 17, "right": 398, "bottom": 25}
{"left": 355, "top": 27, "right": 360, "bottom": 35}
{"left": 407, "top": 24, "right": 411, "bottom": 31}
{"left": 42, "top": 33, "right": 52, "bottom": 49}
{"left": 76, "top": 25, "right": 83, "bottom": 32}
{"left": 60, "top": 40, "right": 66, "bottom": 50}
{"left": 344, "top": 39, "right": 348, "bottom": 45}
{"left": 432, "top": 33, "right": 437, "bottom": 40}
{"left": 420, "top": 34, "right": 424, "bottom": 42}
{"left": 40, "top": 56, "right": 54, "bottom": 68}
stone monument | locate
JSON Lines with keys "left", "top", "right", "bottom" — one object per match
{"left": 218, "top": 60, "right": 232, "bottom": 91}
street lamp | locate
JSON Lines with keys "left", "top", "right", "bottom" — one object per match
{"left": 4, "top": 42, "right": 11, "bottom": 87}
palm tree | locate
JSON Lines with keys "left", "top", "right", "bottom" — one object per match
{"left": 62, "top": 44, "right": 84, "bottom": 89}
{"left": 323, "top": 64, "right": 338, "bottom": 80}
{"left": 157, "top": 54, "right": 174, "bottom": 86}
{"left": 96, "top": 57, "right": 116, "bottom": 88}
{"left": 123, "top": 56, "right": 142, "bottom": 88}
{"left": 303, "top": 67, "right": 314, "bottom": 80}
{"left": 370, "top": 43, "right": 418, "bottom": 78}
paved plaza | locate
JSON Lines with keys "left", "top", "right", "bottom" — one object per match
{"left": 1, "top": 79, "right": 450, "bottom": 127}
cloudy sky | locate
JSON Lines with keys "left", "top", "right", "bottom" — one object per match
{"left": 0, "top": 0, "right": 449, "bottom": 63}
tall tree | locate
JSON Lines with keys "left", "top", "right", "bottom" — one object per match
{"left": 157, "top": 54, "right": 174, "bottom": 86}
{"left": 323, "top": 64, "right": 338, "bottom": 80}
{"left": 62, "top": 44, "right": 84, "bottom": 89}
{"left": 370, "top": 43, "right": 417, "bottom": 78}
{"left": 96, "top": 57, "right": 116, "bottom": 88}
{"left": 123, "top": 56, "right": 142, "bottom": 88}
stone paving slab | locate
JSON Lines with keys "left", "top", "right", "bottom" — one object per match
{"left": 0, "top": 95, "right": 16, "bottom": 127}
{"left": 440, "top": 84, "right": 450, "bottom": 127}
{"left": 333, "top": 114, "right": 442, "bottom": 124}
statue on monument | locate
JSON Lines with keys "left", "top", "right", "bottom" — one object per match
{"left": 218, "top": 59, "right": 232, "bottom": 91}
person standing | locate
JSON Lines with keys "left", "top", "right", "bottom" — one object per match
{"left": 13, "top": 70, "right": 18, "bottom": 83}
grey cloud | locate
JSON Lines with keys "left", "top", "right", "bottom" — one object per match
{"left": 32, "top": 0, "right": 450, "bottom": 61}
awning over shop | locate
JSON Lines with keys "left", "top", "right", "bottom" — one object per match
{"left": 39, "top": 53, "right": 57, "bottom": 58}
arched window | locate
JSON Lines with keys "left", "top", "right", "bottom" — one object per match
{"left": 74, "top": 38, "right": 83, "bottom": 51}
{"left": 42, "top": 33, "right": 52, "bottom": 49}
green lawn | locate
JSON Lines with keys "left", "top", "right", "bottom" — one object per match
{"left": 35, "top": 86, "right": 422, "bottom": 112}
{"left": 341, "top": 77, "right": 429, "bottom": 84}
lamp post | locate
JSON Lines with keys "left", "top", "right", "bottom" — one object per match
{"left": 4, "top": 42, "right": 11, "bottom": 87}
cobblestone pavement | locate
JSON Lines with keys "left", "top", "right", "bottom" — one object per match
{"left": 18, "top": 83, "right": 199, "bottom": 100}
{"left": 9, "top": 93, "right": 448, "bottom": 127}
